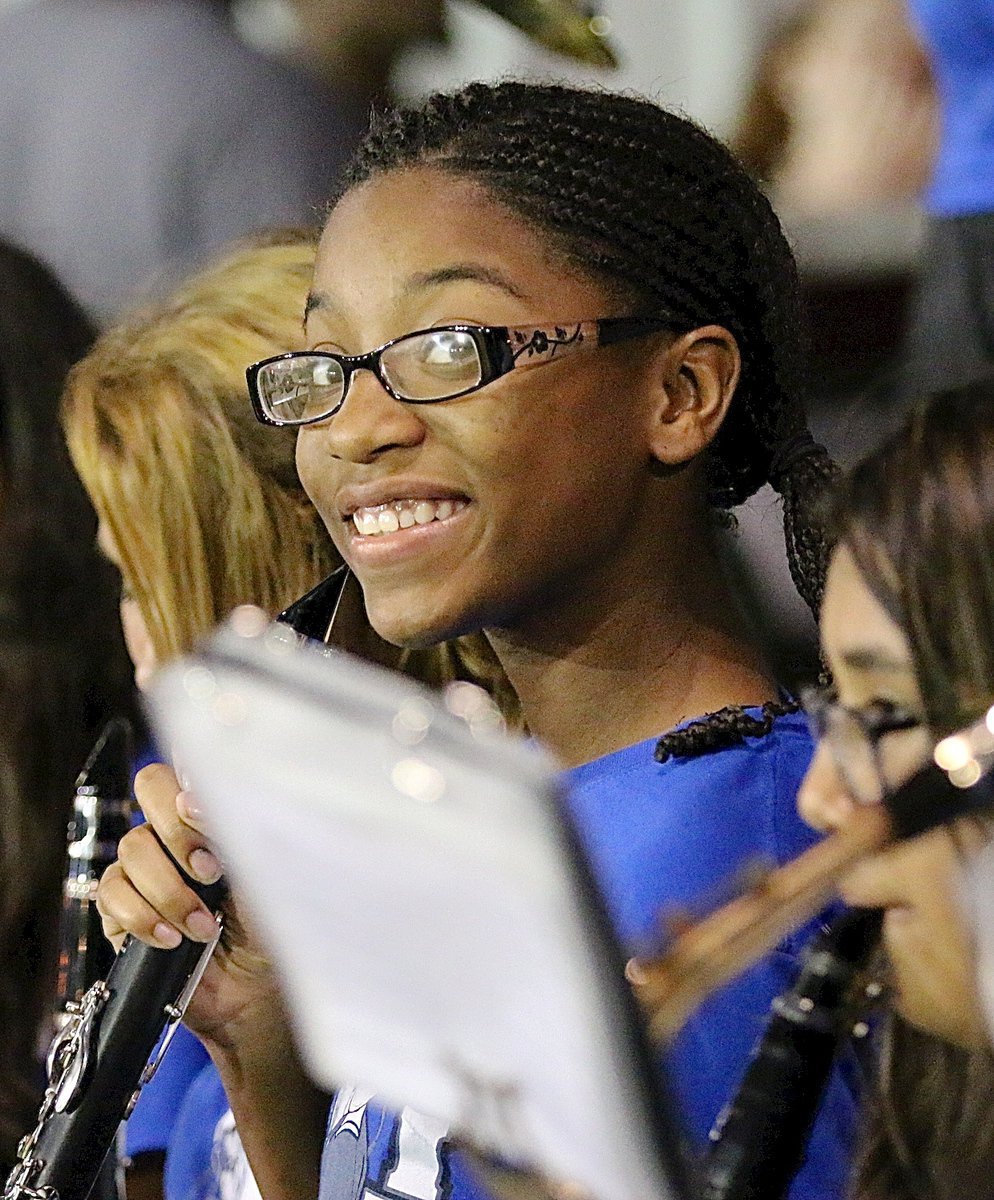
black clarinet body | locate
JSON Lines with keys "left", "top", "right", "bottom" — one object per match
{"left": 54, "top": 718, "right": 133, "bottom": 1200}
{"left": 7, "top": 888, "right": 223, "bottom": 1200}
{"left": 702, "top": 907, "right": 883, "bottom": 1200}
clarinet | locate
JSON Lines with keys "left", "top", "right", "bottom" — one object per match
{"left": 274, "top": 564, "right": 350, "bottom": 644}
{"left": 5, "top": 854, "right": 226, "bottom": 1200}
{"left": 3, "top": 573, "right": 347, "bottom": 1200}
{"left": 53, "top": 719, "right": 133, "bottom": 1200}
{"left": 701, "top": 907, "right": 883, "bottom": 1200}
{"left": 55, "top": 719, "right": 133, "bottom": 1019}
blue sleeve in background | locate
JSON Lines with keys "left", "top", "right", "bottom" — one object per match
{"left": 164, "top": 1063, "right": 233, "bottom": 1200}
{"left": 124, "top": 1024, "right": 211, "bottom": 1157}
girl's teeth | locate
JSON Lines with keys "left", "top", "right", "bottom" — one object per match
{"left": 352, "top": 499, "right": 465, "bottom": 537}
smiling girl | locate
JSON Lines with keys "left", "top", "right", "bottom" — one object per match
{"left": 99, "top": 82, "right": 857, "bottom": 1200}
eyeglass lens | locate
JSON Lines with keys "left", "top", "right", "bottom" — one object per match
{"left": 259, "top": 356, "right": 345, "bottom": 423}
{"left": 383, "top": 329, "right": 483, "bottom": 399}
{"left": 257, "top": 330, "right": 486, "bottom": 423}
{"left": 814, "top": 706, "right": 886, "bottom": 803}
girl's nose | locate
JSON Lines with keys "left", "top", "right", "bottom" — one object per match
{"left": 797, "top": 742, "right": 856, "bottom": 833}
{"left": 320, "top": 369, "right": 426, "bottom": 464}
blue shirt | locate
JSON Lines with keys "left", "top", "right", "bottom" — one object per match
{"left": 160, "top": 713, "right": 858, "bottom": 1200}
{"left": 315, "top": 711, "right": 857, "bottom": 1200}
{"left": 124, "top": 1010, "right": 212, "bottom": 1158}
{"left": 166, "top": 1062, "right": 244, "bottom": 1200}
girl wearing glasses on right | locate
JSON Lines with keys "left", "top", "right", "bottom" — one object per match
{"left": 798, "top": 376, "right": 994, "bottom": 1200}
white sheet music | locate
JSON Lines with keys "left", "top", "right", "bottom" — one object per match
{"left": 149, "top": 617, "right": 686, "bottom": 1200}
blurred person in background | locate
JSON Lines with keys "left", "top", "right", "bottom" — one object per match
{"left": 799, "top": 377, "right": 994, "bottom": 1200}
{"left": 733, "top": 0, "right": 936, "bottom": 218}
{"left": 62, "top": 228, "right": 514, "bottom": 1200}
{"left": 725, "top": 0, "right": 939, "bottom": 695}
{"left": 62, "top": 228, "right": 328, "bottom": 1200}
{"left": 249, "top": 0, "right": 447, "bottom": 100}
{"left": 0, "top": 0, "right": 372, "bottom": 322}
{"left": 0, "top": 0, "right": 615, "bottom": 325}
{"left": 902, "top": 0, "right": 994, "bottom": 392}
{"left": 0, "top": 240, "right": 132, "bottom": 1176}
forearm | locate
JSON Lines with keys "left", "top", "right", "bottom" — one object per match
{"left": 203, "top": 998, "right": 329, "bottom": 1200}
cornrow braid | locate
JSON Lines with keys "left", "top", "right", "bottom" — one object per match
{"left": 342, "top": 80, "right": 839, "bottom": 760}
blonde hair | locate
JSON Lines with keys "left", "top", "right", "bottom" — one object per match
{"left": 61, "top": 230, "right": 518, "bottom": 717}
{"left": 63, "top": 230, "right": 330, "bottom": 662}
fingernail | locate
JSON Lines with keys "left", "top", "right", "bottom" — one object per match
{"left": 189, "top": 847, "right": 222, "bottom": 884}
{"left": 177, "top": 789, "right": 203, "bottom": 823}
{"left": 186, "top": 909, "right": 220, "bottom": 942}
{"left": 153, "top": 922, "right": 183, "bottom": 949}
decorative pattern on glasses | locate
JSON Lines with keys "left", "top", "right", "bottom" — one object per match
{"left": 246, "top": 317, "right": 670, "bottom": 428}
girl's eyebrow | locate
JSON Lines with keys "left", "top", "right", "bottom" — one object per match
{"left": 401, "top": 264, "right": 529, "bottom": 300}
{"left": 838, "top": 646, "right": 912, "bottom": 674}
{"left": 304, "top": 290, "right": 335, "bottom": 322}
{"left": 303, "top": 264, "right": 530, "bottom": 328}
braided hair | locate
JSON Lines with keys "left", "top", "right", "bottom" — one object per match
{"left": 342, "top": 80, "right": 838, "bottom": 759}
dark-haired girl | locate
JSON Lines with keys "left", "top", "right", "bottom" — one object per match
{"left": 799, "top": 377, "right": 994, "bottom": 1200}
{"left": 99, "top": 81, "right": 854, "bottom": 1200}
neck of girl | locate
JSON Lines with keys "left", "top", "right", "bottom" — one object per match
{"left": 487, "top": 545, "right": 778, "bottom": 770}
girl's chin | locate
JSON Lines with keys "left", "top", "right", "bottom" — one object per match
{"left": 364, "top": 600, "right": 462, "bottom": 651}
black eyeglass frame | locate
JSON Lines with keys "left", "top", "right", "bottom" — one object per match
{"left": 246, "top": 316, "right": 672, "bottom": 428}
{"left": 801, "top": 685, "right": 922, "bottom": 805}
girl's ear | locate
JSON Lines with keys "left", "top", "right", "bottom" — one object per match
{"left": 645, "top": 325, "right": 740, "bottom": 467}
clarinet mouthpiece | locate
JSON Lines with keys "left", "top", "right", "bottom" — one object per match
{"left": 74, "top": 717, "right": 132, "bottom": 798}
{"left": 275, "top": 565, "right": 350, "bottom": 644}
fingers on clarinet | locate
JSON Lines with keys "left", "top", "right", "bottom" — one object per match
{"left": 134, "top": 760, "right": 182, "bottom": 816}
{"left": 97, "top": 859, "right": 183, "bottom": 950}
{"left": 115, "top": 823, "right": 218, "bottom": 943}
{"left": 95, "top": 862, "right": 127, "bottom": 951}
{"left": 134, "top": 762, "right": 222, "bottom": 885}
